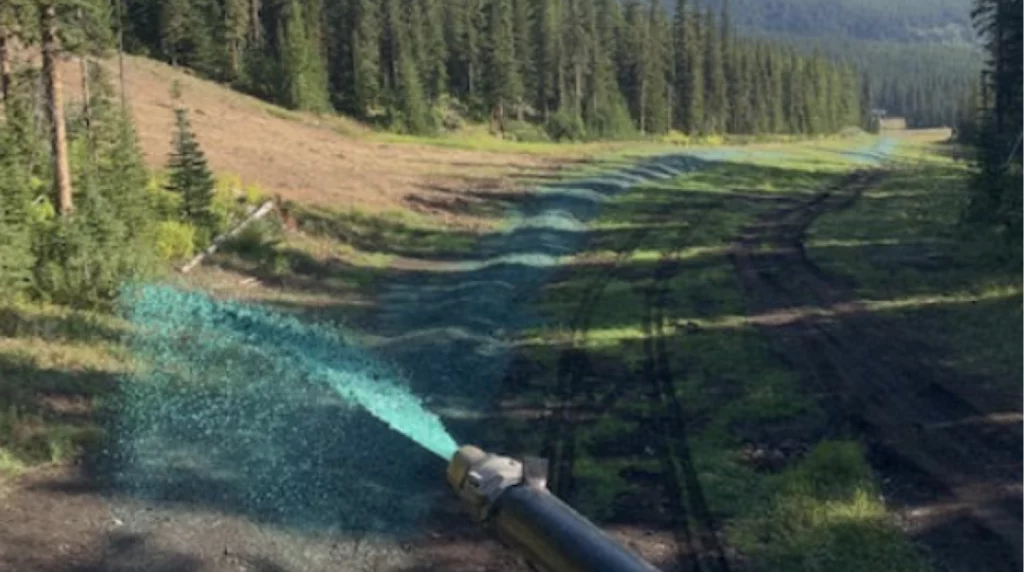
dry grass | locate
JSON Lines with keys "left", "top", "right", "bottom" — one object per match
{"left": 54, "top": 54, "right": 576, "bottom": 225}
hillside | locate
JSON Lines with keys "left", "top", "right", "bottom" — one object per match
{"left": 687, "top": 0, "right": 974, "bottom": 44}
{"left": 676, "top": 0, "right": 982, "bottom": 126}
{"left": 53, "top": 54, "right": 560, "bottom": 228}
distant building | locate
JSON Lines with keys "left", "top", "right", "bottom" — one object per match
{"left": 879, "top": 117, "right": 908, "bottom": 131}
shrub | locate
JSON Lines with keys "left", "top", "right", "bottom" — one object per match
{"left": 504, "top": 119, "right": 551, "bottom": 142}
{"left": 546, "top": 108, "right": 587, "bottom": 142}
{"left": 225, "top": 218, "right": 284, "bottom": 261}
{"left": 156, "top": 221, "right": 197, "bottom": 261}
{"left": 434, "top": 95, "right": 469, "bottom": 132}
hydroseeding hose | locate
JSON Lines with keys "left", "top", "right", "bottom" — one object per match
{"left": 447, "top": 446, "right": 660, "bottom": 572}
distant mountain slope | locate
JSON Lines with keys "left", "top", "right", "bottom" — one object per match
{"left": 686, "top": 0, "right": 974, "bottom": 45}
{"left": 669, "top": 0, "right": 980, "bottom": 126}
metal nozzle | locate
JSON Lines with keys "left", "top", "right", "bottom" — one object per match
{"left": 446, "top": 446, "right": 659, "bottom": 572}
{"left": 447, "top": 445, "right": 525, "bottom": 521}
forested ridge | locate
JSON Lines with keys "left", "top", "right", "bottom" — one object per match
{"left": 113, "top": 0, "right": 863, "bottom": 139}
{"left": 675, "top": 0, "right": 975, "bottom": 44}
{"left": 668, "top": 0, "right": 982, "bottom": 128}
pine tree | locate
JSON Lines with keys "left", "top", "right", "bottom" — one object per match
{"left": 324, "top": 0, "right": 352, "bottom": 109}
{"left": 561, "top": 0, "right": 588, "bottom": 114}
{"left": 392, "top": 9, "right": 433, "bottom": 134}
{"left": 421, "top": 0, "right": 448, "bottom": 99}
{"left": 0, "top": 77, "right": 36, "bottom": 299}
{"left": 587, "top": 0, "right": 633, "bottom": 138}
{"left": 351, "top": 0, "right": 381, "bottom": 117}
{"left": 485, "top": 0, "right": 522, "bottom": 129}
{"left": 223, "top": 0, "right": 251, "bottom": 80}
{"left": 702, "top": 7, "right": 726, "bottom": 134}
{"left": 277, "top": 0, "right": 330, "bottom": 111}
{"left": 643, "top": 0, "right": 671, "bottom": 134}
{"left": 671, "top": 0, "right": 688, "bottom": 131}
{"left": 965, "top": 0, "right": 1022, "bottom": 245}
{"left": 511, "top": 0, "right": 533, "bottom": 116}
{"left": 532, "top": 0, "right": 561, "bottom": 118}
{"left": 721, "top": 0, "right": 737, "bottom": 132}
{"left": 166, "top": 86, "right": 217, "bottom": 243}
{"left": 621, "top": 1, "right": 644, "bottom": 129}
{"left": 731, "top": 46, "right": 753, "bottom": 133}
{"left": 458, "top": 0, "right": 487, "bottom": 108}
{"left": 160, "top": 0, "right": 191, "bottom": 67}
{"left": 85, "top": 64, "right": 154, "bottom": 238}
{"left": 684, "top": 5, "right": 705, "bottom": 135}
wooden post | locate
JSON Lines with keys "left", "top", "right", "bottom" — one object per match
{"left": 41, "top": 2, "right": 73, "bottom": 215}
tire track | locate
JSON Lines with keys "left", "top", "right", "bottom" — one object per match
{"left": 543, "top": 228, "right": 650, "bottom": 499}
{"left": 636, "top": 241, "right": 732, "bottom": 572}
{"left": 730, "top": 170, "right": 1023, "bottom": 569}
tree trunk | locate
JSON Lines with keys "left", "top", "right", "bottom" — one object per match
{"left": 81, "top": 57, "right": 92, "bottom": 135}
{"left": 41, "top": 3, "right": 73, "bottom": 215}
{"left": 574, "top": 62, "right": 582, "bottom": 111}
{"left": 229, "top": 40, "right": 240, "bottom": 76}
{"left": 639, "top": 75, "right": 647, "bottom": 134}
{"left": 0, "top": 27, "right": 9, "bottom": 106}
{"left": 250, "top": 0, "right": 262, "bottom": 43}
{"left": 116, "top": 0, "right": 127, "bottom": 112}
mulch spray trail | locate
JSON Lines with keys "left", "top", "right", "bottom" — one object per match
{"left": 112, "top": 285, "right": 455, "bottom": 535}
{"left": 105, "top": 149, "right": 748, "bottom": 568}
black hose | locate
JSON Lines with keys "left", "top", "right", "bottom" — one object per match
{"left": 491, "top": 484, "right": 660, "bottom": 572}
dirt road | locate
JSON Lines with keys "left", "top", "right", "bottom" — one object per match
{"left": 730, "top": 170, "right": 1023, "bottom": 571}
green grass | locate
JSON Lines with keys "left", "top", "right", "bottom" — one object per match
{"left": 0, "top": 304, "right": 126, "bottom": 481}
{"left": 731, "top": 441, "right": 929, "bottom": 572}
{"left": 515, "top": 138, "right": 929, "bottom": 570}
{"left": 807, "top": 139, "right": 1023, "bottom": 398}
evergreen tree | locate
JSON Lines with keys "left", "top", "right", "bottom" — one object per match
{"left": 721, "top": 0, "right": 738, "bottom": 132}
{"left": 421, "top": 0, "right": 448, "bottom": 99}
{"left": 105, "top": 0, "right": 867, "bottom": 142}
{"left": 392, "top": 9, "right": 433, "bottom": 134}
{"left": 533, "top": 0, "right": 562, "bottom": 118}
{"left": 643, "top": 0, "right": 671, "bottom": 134}
{"left": 672, "top": 0, "right": 688, "bottom": 131}
{"left": 278, "top": 0, "right": 330, "bottom": 111}
{"left": 684, "top": 5, "right": 705, "bottom": 134}
{"left": 166, "top": 85, "right": 217, "bottom": 243}
{"left": 0, "top": 76, "right": 36, "bottom": 299}
{"left": 702, "top": 8, "right": 726, "bottom": 133}
{"left": 587, "top": 0, "right": 634, "bottom": 137}
{"left": 561, "top": 0, "right": 589, "bottom": 113}
{"left": 485, "top": 0, "right": 522, "bottom": 126}
{"left": 222, "top": 0, "right": 251, "bottom": 80}
{"left": 511, "top": 0, "right": 533, "bottom": 115}
{"left": 964, "top": 0, "right": 1022, "bottom": 247}
{"left": 351, "top": 0, "right": 381, "bottom": 117}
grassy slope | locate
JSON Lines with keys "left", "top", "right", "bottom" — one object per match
{"left": 513, "top": 137, "right": 941, "bottom": 570}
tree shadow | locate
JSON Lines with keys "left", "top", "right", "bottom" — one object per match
{"left": 0, "top": 306, "right": 125, "bottom": 345}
